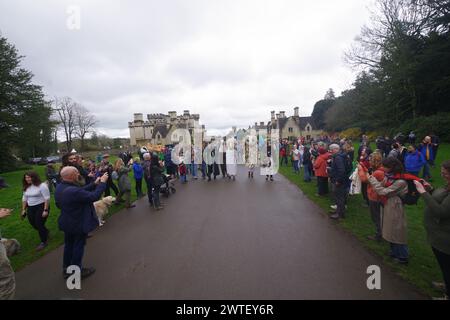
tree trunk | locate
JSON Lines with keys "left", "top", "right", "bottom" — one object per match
{"left": 80, "top": 136, "right": 85, "bottom": 152}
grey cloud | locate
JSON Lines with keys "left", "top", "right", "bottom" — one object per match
{"left": 0, "top": 0, "right": 372, "bottom": 138}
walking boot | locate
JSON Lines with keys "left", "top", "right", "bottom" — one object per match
{"left": 329, "top": 214, "right": 340, "bottom": 220}
{"left": 367, "top": 235, "right": 382, "bottom": 242}
{"left": 35, "top": 242, "right": 48, "bottom": 252}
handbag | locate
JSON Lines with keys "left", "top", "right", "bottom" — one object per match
{"left": 349, "top": 168, "right": 362, "bottom": 195}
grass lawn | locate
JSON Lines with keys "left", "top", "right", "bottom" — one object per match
{"left": 0, "top": 155, "right": 141, "bottom": 271}
{"left": 279, "top": 143, "right": 450, "bottom": 298}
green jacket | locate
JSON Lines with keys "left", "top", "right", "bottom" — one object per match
{"left": 422, "top": 186, "right": 450, "bottom": 255}
{"left": 118, "top": 166, "right": 132, "bottom": 192}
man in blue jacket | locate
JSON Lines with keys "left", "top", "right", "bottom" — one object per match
{"left": 132, "top": 157, "right": 144, "bottom": 198}
{"left": 404, "top": 145, "right": 426, "bottom": 176}
{"left": 329, "top": 144, "right": 351, "bottom": 220}
{"left": 55, "top": 166, "right": 108, "bottom": 280}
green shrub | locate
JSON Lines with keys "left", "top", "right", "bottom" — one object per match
{"left": 398, "top": 112, "right": 450, "bottom": 142}
{"left": 340, "top": 128, "right": 363, "bottom": 140}
{"left": 0, "top": 159, "right": 32, "bottom": 174}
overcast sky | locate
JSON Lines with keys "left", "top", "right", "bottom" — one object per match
{"left": 0, "top": 0, "right": 373, "bottom": 138}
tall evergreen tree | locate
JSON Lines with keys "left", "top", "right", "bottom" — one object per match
{"left": 0, "top": 36, "right": 56, "bottom": 172}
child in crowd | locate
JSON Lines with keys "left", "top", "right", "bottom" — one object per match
{"left": 132, "top": 157, "right": 144, "bottom": 198}
{"left": 179, "top": 161, "right": 187, "bottom": 184}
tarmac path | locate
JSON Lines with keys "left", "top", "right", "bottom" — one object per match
{"left": 14, "top": 166, "right": 425, "bottom": 299}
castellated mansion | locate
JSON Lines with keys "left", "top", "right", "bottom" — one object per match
{"left": 128, "top": 110, "right": 205, "bottom": 147}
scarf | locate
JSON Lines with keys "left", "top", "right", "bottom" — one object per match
{"left": 380, "top": 172, "right": 420, "bottom": 205}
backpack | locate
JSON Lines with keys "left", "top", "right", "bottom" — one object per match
{"left": 390, "top": 174, "right": 421, "bottom": 205}
{"left": 343, "top": 153, "right": 353, "bottom": 177}
{"left": 401, "top": 179, "right": 420, "bottom": 205}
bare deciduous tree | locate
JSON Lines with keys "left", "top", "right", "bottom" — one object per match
{"left": 74, "top": 105, "right": 97, "bottom": 152}
{"left": 344, "top": 0, "right": 438, "bottom": 70}
{"left": 55, "top": 96, "right": 77, "bottom": 152}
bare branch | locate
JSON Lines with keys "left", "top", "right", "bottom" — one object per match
{"left": 55, "top": 96, "right": 78, "bottom": 152}
{"left": 74, "top": 104, "right": 97, "bottom": 151}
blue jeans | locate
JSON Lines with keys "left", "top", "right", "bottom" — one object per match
{"left": 390, "top": 243, "right": 409, "bottom": 260}
{"left": 423, "top": 161, "right": 432, "bottom": 179}
{"left": 181, "top": 174, "right": 187, "bottom": 183}
{"left": 304, "top": 163, "right": 312, "bottom": 182}
{"left": 201, "top": 162, "right": 207, "bottom": 178}
{"left": 293, "top": 160, "right": 299, "bottom": 173}
{"left": 190, "top": 164, "right": 198, "bottom": 177}
{"left": 63, "top": 233, "right": 87, "bottom": 269}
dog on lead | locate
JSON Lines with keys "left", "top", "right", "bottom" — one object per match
{"left": 94, "top": 196, "right": 116, "bottom": 226}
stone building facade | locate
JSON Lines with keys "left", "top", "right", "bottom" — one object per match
{"left": 128, "top": 110, "right": 205, "bottom": 147}
{"left": 268, "top": 107, "right": 323, "bottom": 142}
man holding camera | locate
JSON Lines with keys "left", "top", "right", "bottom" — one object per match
{"left": 55, "top": 166, "right": 108, "bottom": 280}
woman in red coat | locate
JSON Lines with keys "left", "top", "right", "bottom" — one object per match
{"left": 359, "top": 147, "right": 371, "bottom": 206}
{"left": 314, "top": 148, "right": 331, "bottom": 196}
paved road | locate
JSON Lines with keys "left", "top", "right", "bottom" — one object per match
{"left": 15, "top": 166, "right": 425, "bottom": 299}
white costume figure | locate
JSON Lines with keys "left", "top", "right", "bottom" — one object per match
{"left": 246, "top": 135, "right": 258, "bottom": 178}
{"left": 226, "top": 137, "right": 237, "bottom": 178}
{"left": 261, "top": 153, "right": 275, "bottom": 180}
{"left": 299, "top": 144, "right": 305, "bottom": 167}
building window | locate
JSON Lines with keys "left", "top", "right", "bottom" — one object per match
{"left": 288, "top": 128, "right": 293, "bottom": 133}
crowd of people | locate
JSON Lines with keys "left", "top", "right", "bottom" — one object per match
{"left": 0, "top": 146, "right": 183, "bottom": 298}
{"left": 0, "top": 138, "right": 258, "bottom": 295}
{"left": 0, "top": 131, "right": 448, "bottom": 300}
{"left": 278, "top": 133, "right": 449, "bottom": 300}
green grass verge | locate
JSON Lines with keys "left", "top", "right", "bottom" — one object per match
{"left": 279, "top": 143, "right": 450, "bottom": 298}
{"left": 0, "top": 155, "right": 140, "bottom": 271}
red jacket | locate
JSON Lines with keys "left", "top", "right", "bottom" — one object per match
{"left": 359, "top": 157, "right": 370, "bottom": 170}
{"left": 179, "top": 164, "right": 187, "bottom": 175}
{"left": 359, "top": 167, "right": 385, "bottom": 202}
{"left": 313, "top": 152, "right": 331, "bottom": 177}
